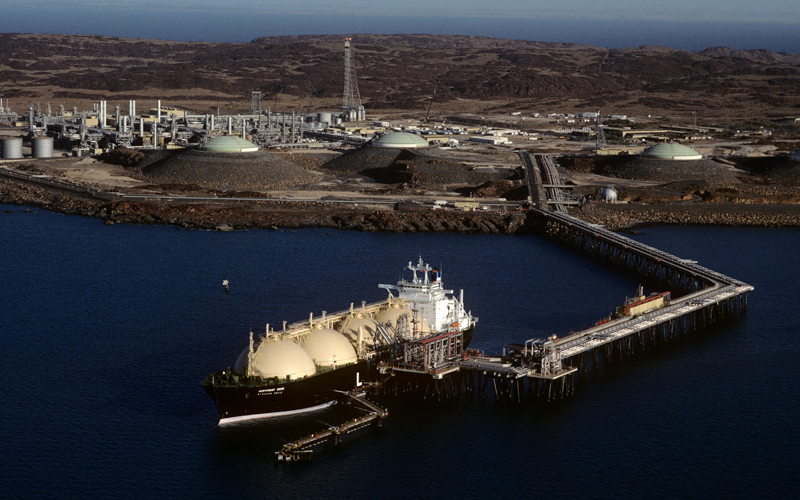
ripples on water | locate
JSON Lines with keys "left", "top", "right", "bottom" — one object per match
{"left": 1, "top": 206, "right": 798, "bottom": 498}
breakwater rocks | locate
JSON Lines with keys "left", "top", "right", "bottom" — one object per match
{"left": 3, "top": 178, "right": 799, "bottom": 233}
{"left": 581, "top": 203, "right": 800, "bottom": 230}
{"left": 0, "top": 179, "right": 529, "bottom": 234}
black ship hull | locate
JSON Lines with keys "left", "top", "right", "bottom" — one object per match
{"left": 203, "top": 361, "right": 371, "bottom": 424}
{"left": 462, "top": 324, "right": 476, "bottom": 349}
{"left": 203, "top": 325, "right": 476, "bottom": 424}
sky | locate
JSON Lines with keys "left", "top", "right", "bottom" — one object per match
{"left": 6, "top": 0, "right": 800, "bottom": 23}
{"left": 2, "top": 0, "right": 799, "bottom": 52}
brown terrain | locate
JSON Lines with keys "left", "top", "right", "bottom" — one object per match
{"left": 2, "top": 33, "right": 800, "bottom": 232}
{"left": 1, "top": 33, "right": 799, "bottom": 121}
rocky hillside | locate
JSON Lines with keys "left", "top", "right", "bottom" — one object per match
{"left": 1, "top": 33, "right": 798, "bottom": 117}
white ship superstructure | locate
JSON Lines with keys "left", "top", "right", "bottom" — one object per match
{"left": 379, "top": 257, "right": 477, "bottom": 338}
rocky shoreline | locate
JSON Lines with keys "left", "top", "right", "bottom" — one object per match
{"left": 0, "top": 179, "right": 530, "bottom": 234}
{"left": 3, "top": 178, "right": 799, "bottom": 233}
{"left": 580, "top": 203, "right": 800, "bottom": 230}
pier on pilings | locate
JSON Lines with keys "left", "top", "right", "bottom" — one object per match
{"left": 377, "top": 208, "right": 753, "bottom": 402}
{"left": 275, "top": 382, "right": 388, "bottom": 462}
{"left": 517, "top": 207, "right": 752, "bottom": 383}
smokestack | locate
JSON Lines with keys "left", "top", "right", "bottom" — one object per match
{"left": 227, "top": 117, "right": 232, "bottom": 135}
{"left": 157, "top": 100, "right": 161, "bottom": 125}
{"left": 115, "top": 104, "right": 120, "bottom": 132}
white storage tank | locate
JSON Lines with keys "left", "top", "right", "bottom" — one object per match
{"left": 2, "top": 138, "right": 23, "bottom": 159}
{"left": 234, "top": 339, "right": 316, "bottom": 380}
{"left": 598, "top": 187, "right": 618, "bottom": 203}
{"left": 317, "top": 112, "right": 333, "bottom": 125}
{"left": 31, "top": 136, "right": 54, "bottom": 158}
{"left": 301, "top": 327, "right": 357, "bottom": 370}
{"left": 375, "top": 305, "right": 430, "bottom": 338}
{"left": 340, "top": 315, "right": 380, "bottom": 347}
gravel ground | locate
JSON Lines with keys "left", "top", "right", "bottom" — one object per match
{"left": 736, "top": 156, "right": 800, "bottom": 186}
{"left": 604, "top": 157, "right": 740, "bottom": 185}
{"left": 320, "top": 147, "right": 402, "bottom": 174}
{"left": 134, "top": 149, "right": 322, "bottom": 190}
{"left": 273, "top": 152, "right": 339, "bottom": 170}
{"left": 320, "top": 146, "right": 513, "bottom": 187}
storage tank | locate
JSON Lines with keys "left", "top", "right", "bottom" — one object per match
{"left": 31, "top": 136, "right": 54, "bottom": 158}
{"left": 301, "top": 327, "right": 357, "bottom": 370}
{"left": 2, "top": 138, "right": 23, "bottom": 159}
{"left": 234, "top": 339, "right": 316, "bottom": 380}
{"left": 374, "top": 305, "right": 422, "bottom": 340}
{"left": 317, "top": 112, "right": 332, "bottom": 125}
{"left": 598, "top": 187, "right": 618, "bottom": 203}
{"left": 340, "top": 315, "right": 380, "bottom": 347}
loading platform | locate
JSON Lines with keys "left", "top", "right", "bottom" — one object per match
{"left": 376, "top": 200, "right": 752, "bottom": 402}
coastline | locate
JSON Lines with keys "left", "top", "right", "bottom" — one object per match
{"left": 3, "top": 176, "right": 799, "bottom": 232}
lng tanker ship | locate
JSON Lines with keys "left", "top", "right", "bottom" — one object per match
{"left": 202, "top": 257, "right": 477, "bottom": 424}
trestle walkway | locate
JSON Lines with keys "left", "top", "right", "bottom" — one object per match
{"left": 275, "top": 382, "right": 387, "bottom": 462}
{"left": 379, "top": 205, "right": 753, "bottom": 403}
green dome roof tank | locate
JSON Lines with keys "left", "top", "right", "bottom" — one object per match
{"left": 641, "top": 143, "right": 702, "bottom": 160}
{"left": 200, "top": 135, "right": 259, "bottom": 153}
{"left": 372, "top": 131, "right": 429, "bottom": 149}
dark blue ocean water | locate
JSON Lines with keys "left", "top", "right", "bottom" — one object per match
{"left": 1, "top": 205, "right": 798, "bottom": 499}
{"left": 3, "top": 8, "right": 799, "bottom": 53}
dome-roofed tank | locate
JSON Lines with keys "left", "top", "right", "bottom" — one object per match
{"left": 234, "top": 339, "right": 316, "bottom": 380}
{"left": 641, "top": 143, "right": 702, "bottom": 160}
{"left": 200, "top": 135, "right": 259, "bottom": 153}
{"left": 372, "top": 131, "right": 430, "bottom": 149}
{"left": 301, "top": 327, "right": 358, "bottom": 369}
{"left": 598, "top": 186, "right": 618, "bottom": 202}
{"left": 340, "top": 315, "right": 380, "bottom": 347}
{"left": 374, "top": 305, "right": 430, "bottom": 340}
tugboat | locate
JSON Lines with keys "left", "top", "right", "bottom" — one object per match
{"left": 202, "top": 257, "right": 477, "bottom": 424}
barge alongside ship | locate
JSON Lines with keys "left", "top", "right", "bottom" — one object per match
{"left": 202, "top": 258, "right": 477, "bottom": 424}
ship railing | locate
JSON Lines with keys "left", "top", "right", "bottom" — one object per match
{"left": 275, "top": 297, "right": 408, "bottom": 339}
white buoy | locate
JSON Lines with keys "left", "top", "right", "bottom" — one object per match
{"left": 223, "top": 279, "right": 229, "bottom": 292}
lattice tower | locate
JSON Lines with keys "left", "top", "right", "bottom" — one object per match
{"left": 343, "top": 38, "right": 362, "bottom": 109}
{"left": 596, "top": 111, "right": 607, "bottom": 152}
{"left": 250, "top": 91, "right": 262, "bottom": 115}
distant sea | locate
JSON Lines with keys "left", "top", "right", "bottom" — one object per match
{"left": 3, "top": 8, "right": 800, "bottom": 53}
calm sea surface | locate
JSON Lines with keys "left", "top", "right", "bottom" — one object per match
{"left": 4, "top": 9, "right": 799, "bottom": 53}
{"left": 1, "top": 204, "right": 798, "bottom": 499}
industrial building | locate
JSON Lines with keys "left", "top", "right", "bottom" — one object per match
{"left": 0, "top": 39, "right": 369, "bottom": 159}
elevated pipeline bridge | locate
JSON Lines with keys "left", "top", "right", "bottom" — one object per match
{"left": 524, "top": 207, "right": 752, "bottom": 384}
{"left": 376, "top": 206, "right": 753, "bottom": 403}
{"left": 519, "top": 152, "right": 580, "bottom": 211}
